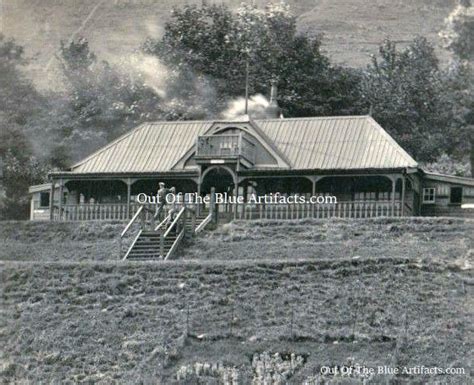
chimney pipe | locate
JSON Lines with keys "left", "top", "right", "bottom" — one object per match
{"left": 269, "top": 80, "right": 278, "bottom": 107}
{"left": 268, "top": 80, "right": 282, "bottom": 118}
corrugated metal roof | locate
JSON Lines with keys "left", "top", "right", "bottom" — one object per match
{"left": 72, "top": 121, "right": 213, "bottom": 173}
{"left": 71, "top": 115, "right": 417, "bottom": 173}
{"left": 255, "top": 116, "right": 417, "bottom": 170}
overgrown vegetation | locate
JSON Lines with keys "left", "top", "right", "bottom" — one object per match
{"left": 1, "top": 217, "right": 472, "bottom": 264}
{"left": 183, "top": 217, "right": 473, "bottom": 264}
{"left": 1, "top": 255, "right": 471, "bottom": 383}
{"left": 0, "top": 218, "right": 472, "bottom": 383}
{"left": 0, "top": 221, "right": 125, "bottom": 262}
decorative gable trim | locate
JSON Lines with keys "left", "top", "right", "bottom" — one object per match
{"left": 170, "top": 119, "right": 292, "bottom": 170}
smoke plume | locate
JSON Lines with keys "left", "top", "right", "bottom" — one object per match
{"left": 114, "top": 53, "right": 168, "bottom": 98}
{"left": 221, "top": 94, "right": 277, "bottom": 120}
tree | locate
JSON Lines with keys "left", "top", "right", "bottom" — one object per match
{"left": 0, "top": 35, "right": 45, "bottom": 126}
{"left": 440, "top": 0, "right": 474, "bottom": 175}
{"left": 421, "top": 153, "right": 471, "bottom": 176}
{"left": 144, "top": 2, "right": 364, "bottom": 118}
{"left": 56, "top": 38, "right": 164, "bottom": 161}
{"left": 143, "top": 3, "right": 243, "bottom": 115}
{"left": 0, "top": 35, "right": 48, "bottom": 219}
{"left": 437, "top": 64, "right": 474, "bottom": 175}
{"left": 440, "top": 0, "right": 474, "bottom": 62}
{"left": 1, "top": 149, "right": 47, "bottom": 219}
{"left": 361, "top": 38, "right": 451, "bottom": 161}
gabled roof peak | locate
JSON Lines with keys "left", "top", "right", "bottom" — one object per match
{"left": 69, "top": 115, "right": 418, "bottom": 174}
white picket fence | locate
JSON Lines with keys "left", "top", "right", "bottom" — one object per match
{"left": 232, "top": 200, "right": 404, "bottom": 220}
{"left": 54, "top": 203, "right": 155, "bottom": 221}
{"left": 51, "top": 200, "right": 407, "bottom": 221}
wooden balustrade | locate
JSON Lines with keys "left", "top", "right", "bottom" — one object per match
{"left": 53, "top": 203, "right": 156, "bottom": 221}
{"left": 195, "top": 133, "right": 256, "bottom": 164}
{"left": 51, "top": 199, "right": 407, "bottom": 222}
{"left": 232, "top": 200, "right": 404, "bottom": 220}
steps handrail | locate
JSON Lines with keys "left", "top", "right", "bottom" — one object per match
{"left": 123, "top": 229, "right": 142, "bottom": 260}
{"left": 195, "top": 213, "right": 212, "bottom": 234}
{"left": 164, "top": 228, "right": 185, "bottom": 260}
{"left": 121, "top": 206, "right": 143, "bottom": 238}
{"left": 154, "top": 213, "right": 172, "bottom": 232}
{"left": 163, "top": 207, "right": 186, "bottom": 238}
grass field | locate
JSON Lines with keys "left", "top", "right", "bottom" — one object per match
{"left": 183, "top": 217, "right": 473, "bottom": 264}
{"left": 0, "top": 221, "right": 126, "bottom": 262}
{"left": 1, "top": 218, "right": 472, "bottom": 384}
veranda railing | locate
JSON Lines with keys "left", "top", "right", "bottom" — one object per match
{"left": 232, "top": 200, "right": 405, "bottom": 220}
{"left": 53, "top": 203, "right": 156, "bottom": 221}
{"left": 52, "top": 199, "right": 409, "bottom": 222}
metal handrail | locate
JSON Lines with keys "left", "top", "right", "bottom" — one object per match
{"left": 164, "top": 228, "right": 185, "bottom": 260}
{"left": 160, "top": 206, "right": 188, "bottom": 259}
{"left": 195, "top": 213, "right": 212, "bottom": 234}
{"left": 119, "top": 190, "right": 215, "bottom": 261}
{"left": 155, "top": 213, "right": 171, "bottom": 232}
{"left": 123, "top": 229, "right": 142, "bottom": 260}
{"left": 121, "top": 206, "right": 143, "bottom": 238}
{"left": 163, "top": 207, "right": 186, "bottom": 238}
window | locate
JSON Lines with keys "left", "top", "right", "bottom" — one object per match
{"left": 422, "top": 187, "right": 435, "bottom": 203}
{"left": 39, "top": 192, "right": 50, "bottom": 207}
{"left": 450, "top": 187, "right": 463, "bottom": 204}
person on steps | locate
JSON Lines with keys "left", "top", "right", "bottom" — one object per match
{"left": 156, "top": 182, "right": 167, "bottom": 218}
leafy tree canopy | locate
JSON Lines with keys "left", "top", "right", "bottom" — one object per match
{"left": 440, "top": 0, "right": 474, "bottom": 175}
{"left": 56, "top": 38, "right": 165, "bottom": 162}
{"left": 361, "top": 38, "right": 451, "bottom": 161}
{"left": 440, "top": 0, "right": 474, "bottom": 62}
{"left": 0, "top": 35, "right": 48, "bottom": 219}
{"left": 144, "top": 2, "right": 364, "bottom": 117}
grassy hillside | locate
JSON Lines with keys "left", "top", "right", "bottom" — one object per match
{"left": 297, "top": 0, "right": 456, "bottom": 66}
{"left": 0, "top": 221, "right": 126, "bottom": 262}
{"left": 0, "top": 218, "right": 472, "bottom": 383}
{"left": 1, "top": 257, "right": 471, "bottom": 383}
{"left": 183, "top": 217, "right": 473, "bottom": 264}
{"left": 2, "top": 0, "right": 456, "bottom": 89}
{"left": 1, "top": 217, "right": 472, "bottom": 263}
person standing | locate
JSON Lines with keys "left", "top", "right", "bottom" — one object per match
{"left": 167, "top": 187, "right": 178, "bottom": 224}
{"left": 156, "top": 182, "right": 167, "bottom": 217}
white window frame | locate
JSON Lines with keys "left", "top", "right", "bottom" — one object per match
{"left": 422, "top": 187, "right": 436, "bottom": 204}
